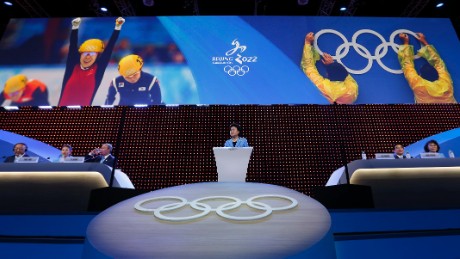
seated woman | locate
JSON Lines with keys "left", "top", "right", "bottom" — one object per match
{"left": 224, "top": 123, "right": 249, "bottom": 147}
{"left": 424, "top": 139, "right": 440, "bottom": 153}
{"left": 55, "top": 144, "right": 73, "bottom": 162}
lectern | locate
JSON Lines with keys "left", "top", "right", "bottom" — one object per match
{"left": 213, "top": 147, "right": 253, "bottom": 182}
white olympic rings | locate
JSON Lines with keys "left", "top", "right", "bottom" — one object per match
{"left": 224, "top": 65, "right": 250, "bottom": 76}
{"left": 314, "top": 29, "right": 423, "bottom": 74}
{"left": 134, "top": 194, "right": 298, "bottom": 222}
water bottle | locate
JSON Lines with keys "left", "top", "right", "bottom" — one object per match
{"left": 361, "top": 151, "right": 367, "bottom": 160}
{"left": 405, "top": 152, "right": 411, "bottom": 159}
{"left": 449, "top": 149, "right": 455, "bottom": 158}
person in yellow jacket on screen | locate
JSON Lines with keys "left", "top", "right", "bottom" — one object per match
{"left": 300, "top": 32, "right": 358, "bottom": 104}
{"left": 398, "top": 33, "right": 456, "bottom": 103}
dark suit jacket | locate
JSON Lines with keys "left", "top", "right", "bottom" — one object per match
{"left": 393, "top": 154, "right": 406, "bottom": 159}
{"left": 84, "top": 154, "right": 116, "bottom": 168}
{"left": 4, "top": 154, "right": 30, "bottom": 163}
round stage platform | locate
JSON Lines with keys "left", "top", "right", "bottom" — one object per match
{"left": 84, "top": 182, "right": 332, "bottom": 259}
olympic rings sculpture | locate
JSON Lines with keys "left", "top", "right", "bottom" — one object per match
{"left": 134, "top": 194, "right": 298, "bottom": 222}
{"left": 224, "top": 65, "right": 250, "bottom": 76}
{"left": 314, "top": 29, "right": 423, "bottom": 74}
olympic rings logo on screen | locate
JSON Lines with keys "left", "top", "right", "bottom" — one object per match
{"left": 212, "top": 39, "right": 257, "bottom": 77}
{"left": 134, "top": 194, "right": 298, "bottom": 222}
{"left": 224, "top": 65, "right": 250, "bottom": 76}
{"left": 314, "top": 29, "right": 423, "bottom": 74}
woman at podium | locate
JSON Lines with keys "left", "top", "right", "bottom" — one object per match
{"left": 224, "top": 123, "right": 249, "bottom": 147}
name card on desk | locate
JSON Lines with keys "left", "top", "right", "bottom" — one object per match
{"left": 62, "top": 156, "right": 85, "bottom": 163}
{"left": 15, "top": 157, "right": 39, "bottom": 163}
{"left": 420, "top": 152, "right": 445, "bottom": 159}
{"left": 375, "top": 153, "right": 395, "bottom": 159}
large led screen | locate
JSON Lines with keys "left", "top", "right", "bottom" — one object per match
{"left": 0, "top": 16, "right": 459, "bottom": 106}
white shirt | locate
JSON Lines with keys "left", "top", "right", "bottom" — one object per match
{"left": 14, "top": 154, "right": 25, "bottom": 162}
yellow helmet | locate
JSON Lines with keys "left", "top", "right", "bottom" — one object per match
{"left": 78, "top": 39, "right": 104, "bottom": 53}
{"left": 118, "top": 54, "right": 144, "bottom": 77}
{"left": 4, "top": 74, "right": 27, "bottom": 95}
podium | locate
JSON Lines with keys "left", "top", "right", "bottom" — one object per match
{"left": 213, "top": 147, "right": 253, "bottom": 182}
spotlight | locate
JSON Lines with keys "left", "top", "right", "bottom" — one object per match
{"left": 134, "top": 104, "right": 148, "bottom": 107}
{"left": 143, "top": 0, "right": 154, "bottom": 7}
{"left": 436, "top": 2, "right": 444, "bottom": 8}
{"left": 4, "top": 1, "right": 13, "bottom": 6}
{"left": 340, "top": 6, "right": 347, "bottom": 11}
{"left": 297, "top": 0, "right": 309, "bottom": 5}
{"left": 100, "top": 6, "right": 108, "bottom": 12}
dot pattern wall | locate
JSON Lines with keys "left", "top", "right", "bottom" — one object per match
{"left": 1, "top": 104, "right": 459, "bottom": 195}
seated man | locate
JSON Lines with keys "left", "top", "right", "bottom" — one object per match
{"left": 4, "top": 143, "right": 29, "bottom": 163}
{"left": 393, "top": 143, "right": 408, "bottom": 159}
{"left": 84, "top": 143, "right": 116, "bottom": 168}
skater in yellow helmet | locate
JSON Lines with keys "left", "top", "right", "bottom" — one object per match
{"left": 59, "top": 17, "right": 125, "bottom": 106}
{"left": 105, "top": 54, "right": 162, "bottom": 105}
{"left": 0, "top": 74, "right": 49, "bottom": 106}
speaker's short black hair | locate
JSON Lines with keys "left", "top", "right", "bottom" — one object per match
{"left": 230, "top": 123, "right": 242, "bottom": 133}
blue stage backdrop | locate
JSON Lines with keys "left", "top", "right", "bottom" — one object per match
{"left": 0, "top": 16, "right": 459, "bottom": 106}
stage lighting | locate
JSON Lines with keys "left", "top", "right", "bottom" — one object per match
{"left": 143, "top": 0, "right": 154, "bottom": 7}
{"left": 134, "top": 104, "right": 148, "bottom": 107}
{"left": 297, "top": 0, "right": 309, "bottom": 5}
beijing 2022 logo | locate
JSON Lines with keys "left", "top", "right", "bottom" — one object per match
{"left": 211, "top": 39, "right": 258, "bottom": 77}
